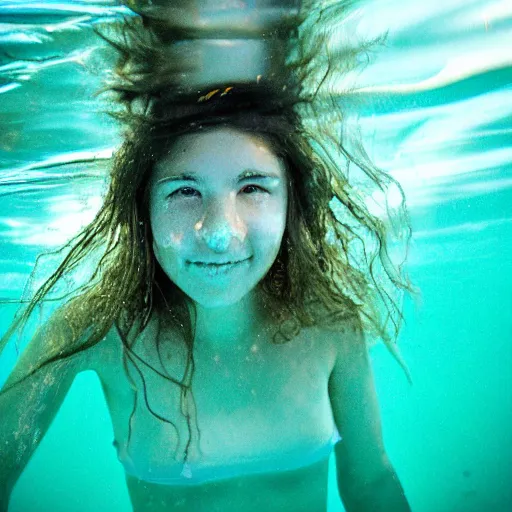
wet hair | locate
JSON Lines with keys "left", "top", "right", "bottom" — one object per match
{"left": 0, "top": 7, "right": 419, "bottom": 464}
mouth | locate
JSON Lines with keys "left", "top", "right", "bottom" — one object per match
{"left": 189, "top": 257, "right": 251, "bottom": 267}
{"left": 187, "top": 257, "right": 252, "bottom": 276}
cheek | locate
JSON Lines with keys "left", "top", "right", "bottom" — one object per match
{"left": 253, "top": 200, "right": 287, "bottom": 241}
{"left": 151, "top": 209, "right": 186, "bottom": 250}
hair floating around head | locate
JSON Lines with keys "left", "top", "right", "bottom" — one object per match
{"left": 122, "top": 0, "right": 302, "bottom": 91}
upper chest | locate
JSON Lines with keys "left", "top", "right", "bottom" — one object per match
{"left": 91, "top": 315, "right": 339, "bottom": 464}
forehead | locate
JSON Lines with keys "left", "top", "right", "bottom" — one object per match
{"left": 152, "top": 127, "right": 286, "bottom": 181}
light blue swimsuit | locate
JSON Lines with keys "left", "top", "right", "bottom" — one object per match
{"left": 114, "top": 429, "right": 341, "bottom": 486}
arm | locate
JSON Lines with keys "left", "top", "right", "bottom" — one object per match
{"left": 0, "top": 312, "right": 93, "bottom": 509}
{"left": 327, "top": 316, "right": 411, "bottom": 512}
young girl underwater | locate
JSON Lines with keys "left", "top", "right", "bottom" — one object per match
{"left": 0, "top": 1, "right": 419, "bottom": 511}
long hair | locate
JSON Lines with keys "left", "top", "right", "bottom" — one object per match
{"left": 0, "top": 5, "right": 420, "bottom": 464}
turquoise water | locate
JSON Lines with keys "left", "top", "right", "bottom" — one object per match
{"left": 1, "top": 1, "right": 511, "bottom": 511}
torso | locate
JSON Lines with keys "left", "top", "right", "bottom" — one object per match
{"left": 88, "top": 310, "right": 340, "bottom": 512}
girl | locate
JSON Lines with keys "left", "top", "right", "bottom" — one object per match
{"left": 0, "top": 8, "right": 417, "bottom": 512}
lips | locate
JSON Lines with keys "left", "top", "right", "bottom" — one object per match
{"left": 194, "top": 262, "right": 236, "bottom": 267}
{"left": 187, "top": 257, "right": 251, "bottom": 277}
{"left": 189, "top": 257, "right": 251, "bottom": 266}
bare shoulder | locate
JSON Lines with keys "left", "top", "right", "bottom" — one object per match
{"left": 85, "top": 321, "right": 130, "bottom": 378}
{"left": 311, "top": 310, "right": 363, "bottom": 372}
{"left": 85, "top": 314, "right": 153, "bottom": 382}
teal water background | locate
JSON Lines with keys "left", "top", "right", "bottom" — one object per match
{"left": 1, "top": 1, "right": 511, "bottom": 511}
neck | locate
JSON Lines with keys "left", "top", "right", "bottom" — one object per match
{"left": 188, "top": 290, "right": 272, "bottom": 348}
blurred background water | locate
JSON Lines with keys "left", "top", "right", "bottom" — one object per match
{"left": 0, "top": 1, "right": 511, "bottom": 511}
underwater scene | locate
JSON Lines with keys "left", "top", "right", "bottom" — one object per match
{"left": 0, "top": 0, "right": 511, "bottom": 511}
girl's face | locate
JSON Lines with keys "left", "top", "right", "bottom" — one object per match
{"left": 148, "top": 126, "right": 289, "bottom": 308}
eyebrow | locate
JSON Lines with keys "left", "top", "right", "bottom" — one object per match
{"left": 156, "top": 169, "right": 281, "bottom": 186}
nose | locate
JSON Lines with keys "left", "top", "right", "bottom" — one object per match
{"left": 194, "top": 196, "right": 247, "bottom": 253}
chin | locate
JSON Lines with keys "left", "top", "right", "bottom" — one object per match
{"left": 184, "top": 283, "right": 260, "bottom": 309}
{"left": 189, "top": 298, "right": 240, "bottom": 310}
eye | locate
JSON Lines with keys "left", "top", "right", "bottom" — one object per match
{"left": 167, "top": 185, "right": 268, "bottom": 199}
{"left": 242, "top": 185, "right": 268, "bottom": 194}
{"left": 168, "top": 187, "right": 199, "bottom": 199}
